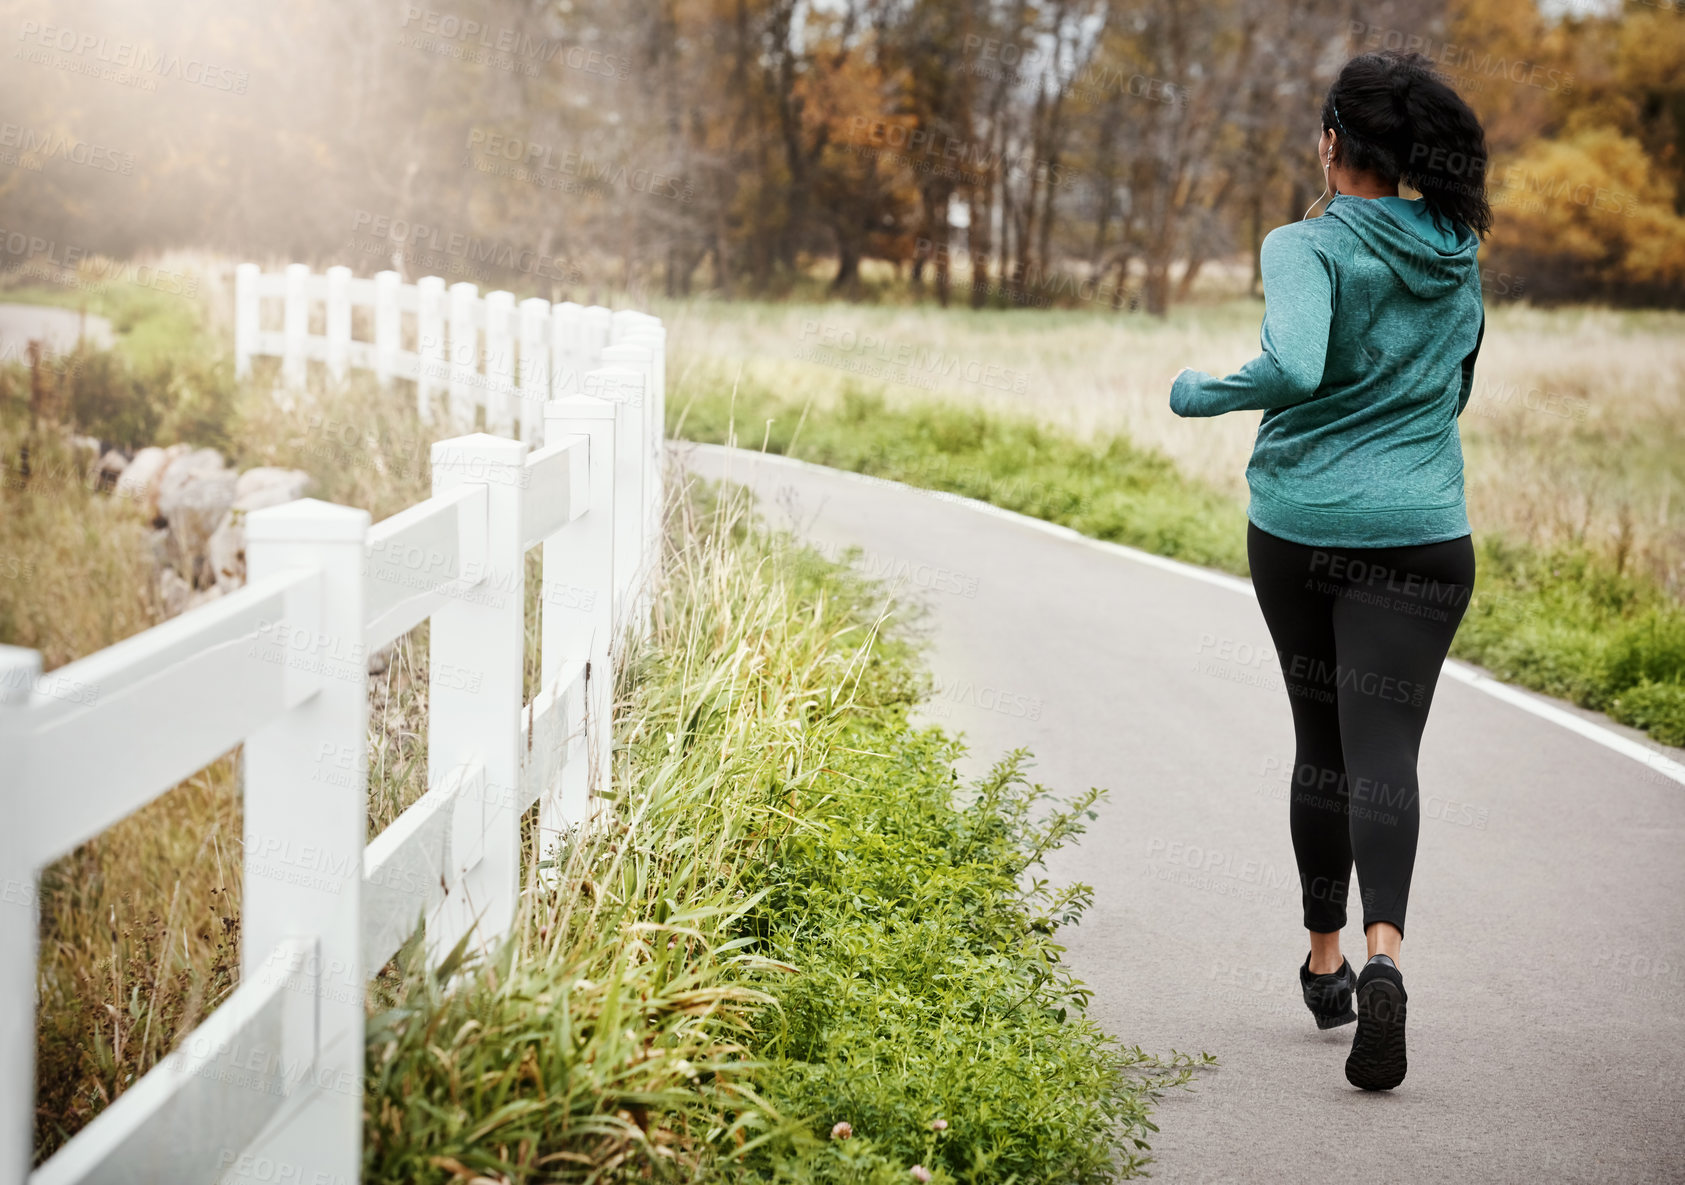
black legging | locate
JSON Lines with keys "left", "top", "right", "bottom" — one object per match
{"left": 1247, "top": 522, "right": 1476, "bottom": 939}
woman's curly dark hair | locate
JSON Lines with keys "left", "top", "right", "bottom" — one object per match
{"left": 1322, "top": 50, "right": 1493, "bottom": 238}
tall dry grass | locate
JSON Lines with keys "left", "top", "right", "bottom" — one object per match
{"left": 651, "top": 297, "right": 1685, "bottom": 595}
{"left": 2, "top": 335, "right": 454, "bottom": 1157}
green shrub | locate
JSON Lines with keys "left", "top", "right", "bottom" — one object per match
{"left": 362, "top": 482, "right": 1204, "bottom": 1184}
{"left": 0, "top": 339, "right": 239, "bottom": 452}
{"left": 1608, "top": 681, "right": 1685, "bottom": 746}
{"left": 731, "top": 741, "right": 1194, "bottom": 1184}
{"left": 1458, "top": 538, "right": 1685, "bottom": 723}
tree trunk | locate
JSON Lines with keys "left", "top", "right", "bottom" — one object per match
{"left": 935, "top": 220, "right": 951, "bottom": 308}
{"left": 929, "top": 186, "right": 952, "bottom": 308}
{"left": 1110, "top": 253, "right": 1134, "bottom": 310}
{"left": 1144, "top": 230, "right": 1175, "bottom": 317}
{"left": 831, "top": 233, "right": 862, "bottom": 298}
{"left": 968, "top": 180, "right": 992, "bottom": 309}
{"left": 1175, "top": 255, "right": 1207, "bottom": 302}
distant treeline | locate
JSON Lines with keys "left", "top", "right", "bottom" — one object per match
{"left": 2, "top": 0, "right": 1681, "bottom": 309}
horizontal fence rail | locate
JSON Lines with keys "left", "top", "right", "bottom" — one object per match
{"left": 233, "top": 264, "right": 668, "bottom": 475}
{"left": 0, "top": 277, "right": 666, "bottom": 1185}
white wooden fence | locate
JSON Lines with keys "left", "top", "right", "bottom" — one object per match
{"left": 232, "top": 263, "right": 667, "bottom": 456}
{"left": 0, "top": 270, "right": 669, "bottom": 1185}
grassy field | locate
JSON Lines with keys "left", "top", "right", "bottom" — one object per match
{"left": 651, "top": 298, "right": 1685, "bottom": 599}
{"left": 649, "top": 295, "right": 1685, "bottom": 748}
{"left": 668, "top": 382, "right": 1685, "bottom": 749}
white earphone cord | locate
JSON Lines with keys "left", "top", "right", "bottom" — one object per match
{"left": 1303, "top": 148, "right": 1332, "bottom": 220}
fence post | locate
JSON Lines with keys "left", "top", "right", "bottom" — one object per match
{"left": 582, "top": 365, "right": 647, "bottom": 644}
{"left": 518, "top": 297, "right": 551, "bottom": 447}
{"left": 417, "top": 275, "right": 446, "bottom": 424}
{"left": 484, "top": 291, "right": 516, "bottom": 438}
{"left": 240, "top": 499, "right": 371, "bottom": 1185}
{"left": 599, "top": 345, "right": 652, "bottom": 629}
{"left": 282, "top": 262, "right": 309, "bottom": 390}
{"left": 426, "top": 434, "right": 528, "bottom": 968}
{"left": 374, "top": 270, "right": 401, "bottom": 387}
{"left": 609, "top": 309, "right": 643, "bottom": 345}
{"left": 580, "top": 306, "right": 612, "bottom": 373}
{"left": 325, "top": 265, "right": 351, "bottom": 384}
{"left": 448, "top": 282, "right": 479, "bottom": 434}
{"left": 234, "top": 262, "right": 259, "bottom": 381}
{"left": 0, "top": 647, "right": 40, "bottom": 1185}
{"left": 550, "top": 301, "right": 582, "bottom": 399}
{"left": 540, "top": 399, "right": 615, "bottom": 839}
{"left": 624, "top": 323, "right": 666, "bottom": 579}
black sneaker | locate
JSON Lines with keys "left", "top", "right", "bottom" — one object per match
{"left": 1299, "top": 952, "right": 1357, "bottom": 1029}
{"left": 1345, "top": 957, "right": 1408, "bottom": 1090}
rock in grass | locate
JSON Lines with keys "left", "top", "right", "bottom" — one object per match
{"left": 234, "top": 467, "right": 311, "bottom": 510}
{"left": 157, "top": 566, "right": 192, "bottom": 617}
{"left": 95, "top": 450, "right": 128, "bottom": 492}
{"left": 158, "top": 449, "right": 236, "bottom": 589}
{"left": 147, "top": 527, "right": 171, "bottom": 573}
{"left": 206, "top": 516, "right": 243, "bottom": 592}
{"left": 114, "top": 445, "right": 187, "bottom": 519}
{"left": 207, "top": 468, "right": 312, "bottom": 592}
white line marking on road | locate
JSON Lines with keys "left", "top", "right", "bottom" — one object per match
{"left": 677, "top": 442, "right": 1685, "bottom": 787}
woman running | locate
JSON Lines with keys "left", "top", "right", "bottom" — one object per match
{"left": 1169, "top": 49, "right": 1491, "bottom": 1091}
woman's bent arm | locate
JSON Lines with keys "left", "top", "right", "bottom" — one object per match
{"left": 1170, "top": 230, "right": 1335, "bottom": 418}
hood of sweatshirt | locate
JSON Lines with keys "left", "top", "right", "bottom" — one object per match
{"left": 1324, "top": 194, "right": 1480, "bottom": 299}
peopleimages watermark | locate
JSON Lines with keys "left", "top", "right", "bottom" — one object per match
{"left": 914, "top": 238, "right": 1143, "bottom": 309}
{"left": 848, "top": 116, "right": 1078, "bottom": 189}
{"left": 346, "top": 210, "right": 583, "bottom": 283}
{"left": 249, "top": 620, "right": 366, "bottom": 686}
{"left": 1465, "top": 376, "right": 1589, "bottom": 423}
{"left": 462, "top": 129, "right": 693, "bottom": 203}
{"left": 0, "top": 231, "right": 199, "bottom": 299}
{"left": 15, "top": 20, "right": 249, "bottom": 94}
{"left": 1348, "top": 21, "right": 1574, "bottom": 94}
{"left": 0, "top": 339, "right": 94, "bottom": 381}
{"left": 1255, "top": 755, "right": 1492, "bottom": 830}
{"left": 1192, "top": 631, "right": 1283, "bottom": 694}
{"left": 796, "top": 319, "right": 1033, "bottom": 394}
{"left": 806, "top": 534, "right": 983, "bottom": 599}
{"left": 1281, "top": 653, "right": 1430, "bottom": 709}
{"left": 1303, "top": 548, "right": 1472, "bottom": 626}
{"left": 0, "top": 256, "right": 199, "bottom": 302}
{"left": 0, "top": 555, "right": 38, "bottom": 582}
{"left": 1408, "top": 144, "right": 1641, "bottom": 222}
{"left": 961, "top": 36, "right": 1189, "bottom": 109}
{"left": 397, "top": 7, "right": 629, "bottom": 79}
{"left": 296, "top": 416, "right": 428, "bottom": 484}
{"left": 1143, "top": 836, "right": 1299, "bottom": 907}
{"left": 0, "top": 124, "right": 134, "bottom": 174}
{"left": 0, "top": 659, "right": 100, "bottom": 707}
{"left": 926, "top": 675, "right": 1044, "bottom": 721}
{"left": 216, "top": 1149, "right": 352, "bottom": 1185}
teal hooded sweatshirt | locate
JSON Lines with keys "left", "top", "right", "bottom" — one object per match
{"left": 1170, "top": 193, "right": 1486, "bottom": 548}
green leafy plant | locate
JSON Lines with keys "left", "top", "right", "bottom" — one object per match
{"left": 362, "top": 478, "right": 1208, "bottom": 1183}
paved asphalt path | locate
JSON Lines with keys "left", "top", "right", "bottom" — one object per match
{"left": 0, "top": 302, "right": 114, "bottom": 362}
{"left": 679, "top": 441, "right": 1685, "bottom": 1185}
